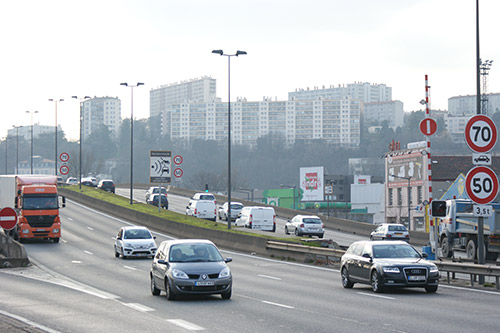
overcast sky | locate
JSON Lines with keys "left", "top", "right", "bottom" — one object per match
{"left": 1, "top": 0, "right": 499, "bottom": 141}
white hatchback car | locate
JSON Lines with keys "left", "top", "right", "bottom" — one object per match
{"left": 114, "top": 226, "right": 157, "bottom": 259}
{"left": 285, "top": 214, "right": 325, "bottom": 238}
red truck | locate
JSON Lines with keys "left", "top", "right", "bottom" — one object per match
{"left": 0, "top": 175, "right": 65, "bottom": 243}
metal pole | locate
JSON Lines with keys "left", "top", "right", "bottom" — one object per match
{"left": 5, "top": 137, "right": 7, "bottom": 174}
{"left": 55, "top": 101, "right": 58, "bottom": 176}
{"left": 15, "top": 127, "right": 18, "bottom": 174}
{"left": 79, "top": 102, "right": 83, "bottom": 189}
{"left": 476, "top": 0, "right": 485, "bottom": 283}
{"left": 130, "top": 86, "right": 134, "bottom": 205}
{"left": 407, "top": 178, "right": 411, "bottom": 228}
{"left": 30, "top": 117, "right": 34, "bottom": 174}
{"left": 227, "top": 55, "right": 231, "bottom": 229}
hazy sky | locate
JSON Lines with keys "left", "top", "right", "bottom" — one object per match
{"left": 1, "top": 0, "right": 499, "bottom": 141}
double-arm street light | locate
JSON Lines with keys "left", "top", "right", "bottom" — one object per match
{"left": 390, "top": 174, "right": 411, "bottom": 228}
{"left": 212, "top": 49, "right": 247, "bottom": 229}
{"left": 72, "top": 96, "right": 91, "bottom": 189}
{"left": 120, "top": 82, "right": 144, "bottom": 205}
{"left": 49, "top": 98, "right": 64, "bottom": 176}
{"left": 25, "top": 110, "right": 39, "bottom": 174}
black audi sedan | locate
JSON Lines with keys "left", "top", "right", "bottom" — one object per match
{"left": 340, "top": 240, "right": 439, "bottom": 293}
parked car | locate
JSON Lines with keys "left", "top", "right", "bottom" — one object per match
{"left": 114, "top": 226, "right": 157, "bottom": 259}
{"left": 370, "top": 223, "right": 410, "bottom": 242}
{"left": 340, "top": 240, "right": 439, "bottom": 293}
{"left": 150, "top": 239, "right": 232, "bottom": 300}
{"left": 66, "top": 177, "right": 78, "bottom": 185}
{"left": 97, "top": 179, "right": 115, "bottom": 193}
{"left": 146, "top": 186, "right": 168, "bottom": 201}
{"left": 285, "top": 214, "right": 325, "bottom": 238}
{"left": 235, "top": 206, "right": 276, "bottom": 232}
{"left": 191, "top": 192, "right": 216, "bottom": 204}
{"left": 186, "top": 200, "right": 216, "bottom": 221}
{"left": 218, "top": 202, "right": 244, "bottom": 221}
{"left": 148, "top": 194, "right": 169, "bottom": 209}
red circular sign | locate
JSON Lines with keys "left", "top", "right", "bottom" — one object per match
{"left": 174, "top": 168, "right": 183, "bottom": 178}
{"left": 465, "top": 115, "right": 498, "bottom": 153}
{"left": 60, "top": 165, "right": 69, "bottom": 175}
{"left": 465, "top": 166, "right": 499, "bottom": 204}
{"left": 59, "top": 152, "right": 70, "bottom": 162}
{"left": 419, "top": 118, "right": 437, "bottom": 136}
{"left": 174, "top": 155, "right": 183, "bottom": 165}
{"left": 0, "top": 207, "right": 18, "bottom": 230}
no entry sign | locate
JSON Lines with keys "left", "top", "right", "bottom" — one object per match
{"left": 465, "top": 166, "right": 499, "bottom": 205}
{"left": 0, "top": 207, "right": 18, "bottom": 230}
{"left": 419, "top": 118, "right": 437, "bottom": 136}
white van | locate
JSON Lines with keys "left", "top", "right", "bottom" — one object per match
{"left": 186, "top": 200, "right": 217, "bottom": 221}
{"left": 235, "top": 207, "right": 276, "bottom": 232}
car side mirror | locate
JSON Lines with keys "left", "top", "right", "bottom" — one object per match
{"left": 157, "top": 259, "right": 168, "bottom": 266}
{"left": 186, "top": 206, "right": 189, "bottom": 209}
{"left": 362, "top": 253, "right": 371, "bottom": 259}
{"left": 225, "top": 257, "right": 233, "bottom": 263}
{"left": 421, "top": 252, "right": 428, "bottom": 258}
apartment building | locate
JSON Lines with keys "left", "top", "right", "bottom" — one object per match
{"left": 81, "top": 97, "right": 121, "bottom": 138}
{"left": 288, "top": 82, "right": 392, "bottom": 103}
{"left": 364, "top": 100, "right": 404, "bottom": 127}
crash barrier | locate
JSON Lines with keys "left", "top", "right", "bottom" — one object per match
{"left": 434, "top": 261, "right": 500, "bottom": 290}
{"left": 266, "top": 240, "right": 345, "bottom": 264}
{"left": 0, "top": 230, "right": 29, "bottom": 268}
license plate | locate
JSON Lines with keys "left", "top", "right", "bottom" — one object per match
{"left": 395, "top": 233, "right": 403, "bottom": 235}
{"left": 408, "top": 275, "right": 426, "bottom": 281}
{"left": 37, "top": 228, "right": 46, "bottom": 231}
{"left": 195, "top": 281, "right": 215, "bottom": 286}
{"left": 308, "top": 228, "right": 319, "bottom": 231}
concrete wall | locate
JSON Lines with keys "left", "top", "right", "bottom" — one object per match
{"left": 0, "top": 230, "right": 29, "bottom": 268}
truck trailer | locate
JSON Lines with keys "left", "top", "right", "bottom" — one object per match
{"left": 0, "top": 175, "right": 65, "bottom": 243}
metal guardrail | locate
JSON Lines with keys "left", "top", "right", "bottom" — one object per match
{"left": 434, "top": 261, "right": 500, "bottom": 290}
{"left": 266, "top": 241, "right": 345, "bottom": 258}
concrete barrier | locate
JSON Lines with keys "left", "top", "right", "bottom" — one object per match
{"left": 0, "top": 230, "right": 29, "bottom": 268}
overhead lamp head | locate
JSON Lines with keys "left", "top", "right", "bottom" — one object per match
{"left": 120, "top": 82, "right": 128, "bottom": 86}
{"left": 72, "top": 96, "right": 77, "bottom": 99}
{"left": 212, "top": 49, "right": 223, "bottom": 55}
{"left": 137, "top": 82, "right": 144, "bottom": 86}
{"left": 48, "top": 98, "right": 53, "bottom": 101}
{"left": 236, "top": 50, "right": 247, "bottom": 56}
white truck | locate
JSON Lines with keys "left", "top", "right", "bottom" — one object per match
{"left": 436, "top": 199, "right": 500, "bottom": 260}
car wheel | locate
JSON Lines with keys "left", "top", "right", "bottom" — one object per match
{"left": 371, "top": 271, "right": 384, "bottom": 293}
{"left": 114, "top": 246, "right": 119, "bottom": 258}
{"left": 295, "top": 228, "right": 299, "bottom": 236}
{"left": 369, "top": 236, "right": 374, "bottom": 241}
{"left": 151, "top": 275, "right": 161, "bottom": 296}
{"left": 285, "top": 226, "right": 289, "bottom": 235}
{"left": 466, "top": 239, "right": 477, "bottom": 260}
{"left": 212, "top": 217, "right": 217, "bottom": 222}
{"left": 319, "top": 233, "right": 324, "bottom": 238}
{"left": 341, "top": 267, "right": 354, "bottom": 288}
{"left": 440, "top": 236, "right": 452, "bottom": 258}
{"left": 425, "top": 285, "right": 438, "bottom": 293}
{"left": 221, "top": 288, "right": 232, "bottom": 300}
{"left": 165, "top": 279, "right": 177, "bottom": 301}
{"left": 52, "top": 237, "right": 60, "bottom": 243}
{"left": 121, "top": 247, "right": 127, "bottom": 259}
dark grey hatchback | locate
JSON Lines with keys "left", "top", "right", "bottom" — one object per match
{"left": 340, "top": 240, "right": 439, "bottom": 293}
{"left": 150, "top": 239, "right": 232, "bottom": 300}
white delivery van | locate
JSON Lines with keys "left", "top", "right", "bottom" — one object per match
{"left": 235, "top": 207, "right": 276, "bottom": 232}
{"left": 186, "top": 200, "right": 217, "bottom": 221}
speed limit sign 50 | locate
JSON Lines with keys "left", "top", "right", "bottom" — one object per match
{"left": 465, "top": 166, "right": 499, "bottom": 205}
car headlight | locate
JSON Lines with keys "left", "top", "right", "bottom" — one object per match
{"left": 430, "top": 266, "right": 439, "bottom": 273}
{"left": 124, "top": 243, "right": 132, "bottom": 248}
{"left": 382, "top": 267, "right": 400, "bottom": 274}
{"left": 218, "top": 267, "right": 231, "bottom": 278}
{"left": 171, "top": 268, "right": 189, "bottom": 279}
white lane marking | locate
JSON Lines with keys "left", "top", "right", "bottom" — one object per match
{"left": 0, "top": 309, "right": 61, "bottom": 333}
{"left": 357, "top": 292, "right": 395, "bottom": 300}
{"left": 87, "top": 226, "right": 94, "bottom": 231}
{"left": 84, "top": 250, "right": 93, "bottom": 255}
{"left": 72, "top": 261, "right": 82, "bottom": 264}
{"left": 61, "top": 239, "right": 68, "bottom": 243}
{"left": 258, "top": 274, "right": 282, "bottom": 281}
{"left": 123, "top": 265, "right": 137, "bottom": 271}
{"left": 121, "top": 303, "right": 155, "bottom": 312}
{"left": 440, "top": 284, "right": 500, "bottom": 295}
{"left": 167, "top": 319, "right": 205, "bottom": 331}
{"left": 67, "top": 217, "right": 74, "bottom": 221}
{"left": 262, "top": 300, "right": 295, "bottom": 309}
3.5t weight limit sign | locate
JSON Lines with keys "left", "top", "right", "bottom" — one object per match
{"left": 465, "top": 166, "right": 499, "bottom": 205}
{"left": 465, "top": 115, "right": 497, "bottom": 153}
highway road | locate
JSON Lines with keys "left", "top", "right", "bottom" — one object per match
{"left": 115, "top": 187, "right": 365, "bottom": 248}
{"left": 1, "top": 200, "right": 500, "bottom": 332}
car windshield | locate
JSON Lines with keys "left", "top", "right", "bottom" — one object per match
{"left": 169, "top": 243, "right": 223, "bottom": 263}
{"left": 388, "top": 225, "right": 407, "bottom": 231}
{"left": 124, "top": 229, "right": 152, "bottom": 239}
{"left": 372, "top": 244, "right": 421, "bottom": 259}
{"left": 23, "top": 195, "right": 58, "bottom": 210}
{"left": 303, "top": 218, "right": 321, "bottom": 224}
{"left": 231, "top": 204, "right": 243, "bottom": 209}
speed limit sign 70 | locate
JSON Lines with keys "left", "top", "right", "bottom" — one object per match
{"left": 465, "top": 115, "right": 497, "bottom": 153}
{"left": 465, "top": 166, "right": 499, "bottom": 204}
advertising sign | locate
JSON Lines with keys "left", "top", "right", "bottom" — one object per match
{"left": 300, "top": 166, "right": 324, "bottom": 202}
{"left": 387, "top": 151, "right": 424, "bottom": 188}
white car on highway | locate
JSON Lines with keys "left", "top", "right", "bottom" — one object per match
{"left": 218, "top": 202, "right": 244, "bottom": 221}
{"left": 114, "top": 226, "right": 157, "bottom": 259}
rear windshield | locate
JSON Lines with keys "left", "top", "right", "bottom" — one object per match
{"left": 303, "top": 218, "right": 321, "bottom": 224}
{"left": 388, "top": 225, "right": 407, "bottom": 231}
{"left": 199, "top": 195, "right": 215, "bottom": 200}
{"left": 231, "top": 204, "right": 244, "bottom": 209}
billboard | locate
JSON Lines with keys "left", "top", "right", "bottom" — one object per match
{"left": 300, "top": 166, "right": 324, "bottom": 201}
{"left": 387, "top": 151, "right": 424, "bottom": 188}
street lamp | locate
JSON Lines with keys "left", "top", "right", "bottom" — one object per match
{"left": 49, "top": 98, "right": 64, "bottom": 176}
{"left": 12, "top": 125, "right": 19, "bottom": 174}
{"left": 212, "top": 49, "right": 247, "bottom": 229}
{"left": 72, "top": 96, "right": 91, "bottom": 189}
{"left": 390, "top": 174, "right": 411, "bottom": 228}
{"left": 120, "top": 82, "right": 144, "bottom": 205}
{"left": 25, "top": 111, "right": 39, "bottom": 174}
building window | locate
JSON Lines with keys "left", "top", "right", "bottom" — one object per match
{"left": 397, "top": 188, "right": 402, "bottom": 206}
{"left": 417, "top": 186, "right": 422, "bottom": 204}
{"left": 388, "top": 188, "right": 393, "bottom": 206}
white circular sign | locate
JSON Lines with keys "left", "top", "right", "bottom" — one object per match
{"left": 465, "top": 115, "right": 498, "bottom": 153}
{"left": 174, "top": 168, "right": 183, "bottom": 178}
{"left": 59, "top": 165, "right": 69, "bottom": 175}
{"left": 174, "top": 155, "right": 183, "bottom": 165}
{"left": 465, "top": 166, "right": 499, "bottom": 204}
{"left": 59, "top": 152, "right": 70, "bottom": 162}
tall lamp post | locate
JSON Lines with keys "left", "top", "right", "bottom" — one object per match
{"left": 12, "top": 125, "right": 19, "bottom": 174}
{"left": 72, "top": 96, "right": 90, "bottom": 189}
{"left": 25, "top": 111, "right": 39, "bottom": 174}
{"left": 390, "top": 174, "right": 411, "bottom": 228}
{"left": 120, "top": 82, "right": 144, "bottom": 205}
{"left": 49, "top": 98, "right": 64, "bottom": 176}
{"left": 212, "top": 49, "right": 247, "bottom": 229}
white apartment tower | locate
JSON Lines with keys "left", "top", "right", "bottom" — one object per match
{"left": 288, "top": 82, "right": 392, "bottom": 103}
{"left": 81, "top": 97, "right": 121, "bottom": 139}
